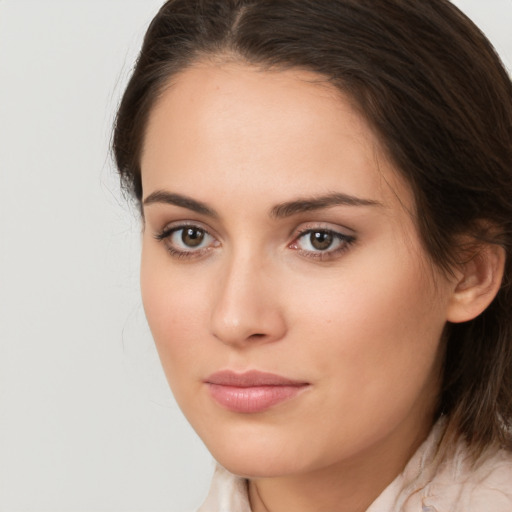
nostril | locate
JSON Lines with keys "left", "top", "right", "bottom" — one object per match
{"left": 249, "top": 333, "right": 266, "bottom": 340}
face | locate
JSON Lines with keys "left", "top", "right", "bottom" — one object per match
{"left": 140, "top": 62, "right": 456, "bottom": 479}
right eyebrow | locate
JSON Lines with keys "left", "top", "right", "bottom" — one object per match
{"left": 142, "top": 190, "right": 219, "bottom": 218}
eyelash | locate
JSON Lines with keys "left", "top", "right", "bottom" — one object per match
{"left": 154, "top": 223, "right": 218, "bottom": 260}
{"left": 154, "top": 223, "right": 356, "bottom": 261}
{"left": 290, "top": 228, "right": 356, "bottom": 261}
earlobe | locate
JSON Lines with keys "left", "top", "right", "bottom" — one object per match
{"left": 446, "top": 243, "right": 505, "bottom": 323}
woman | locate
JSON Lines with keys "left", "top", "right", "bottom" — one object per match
{"left": 113, "top": 0, "right": 512, "bottom": 510}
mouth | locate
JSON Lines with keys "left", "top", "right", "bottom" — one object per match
{"left": 204, "top": 370, "right": 310, "bottom": 413}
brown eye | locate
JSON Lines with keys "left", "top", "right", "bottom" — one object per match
{"left": 309, "top": 231, "right": 334, "bottom": 250}
{"left": 182, "top": 227, "right": 205, "bottom": 247}
{"left": 155, "top": 224, "right": 218, "bottom": 258}
{"left": 291, "top": 227, "right": 355, "bottom": 259}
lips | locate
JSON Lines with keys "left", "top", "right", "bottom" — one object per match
{"left": 204, "top": 370, "right": 309, "bottom": 413}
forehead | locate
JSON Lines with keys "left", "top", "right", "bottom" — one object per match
{"left": 141, "top": 62, "right": 413, "bottom": 213}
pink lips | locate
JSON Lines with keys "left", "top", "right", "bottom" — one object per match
{"left": 204, "top": 370, "right": 309, "bottom": 413}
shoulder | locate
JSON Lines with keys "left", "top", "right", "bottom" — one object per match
{"left": 422, "top": 445, "right": 512, "bottom": 512}
{"left": 369, "top": 421, "right": 512, "bottom": 512}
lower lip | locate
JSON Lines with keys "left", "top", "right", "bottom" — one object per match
{"left": 206, "top": 383, "right": 308, "bottom": 413}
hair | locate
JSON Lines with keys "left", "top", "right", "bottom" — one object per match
{"left": 112, "top": 0, "right": 512, "bottom": 454}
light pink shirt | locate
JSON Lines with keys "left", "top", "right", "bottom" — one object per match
{"left": 197, "top": 421, "right": 512, "bottom": 511}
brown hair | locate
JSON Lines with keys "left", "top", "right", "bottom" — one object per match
{"left": 112, "top": 0, "right": 512, "bottom": 452}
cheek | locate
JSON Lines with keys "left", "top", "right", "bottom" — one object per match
{"left": 290, "top": 255, "right": 440, "bottom": 340}
{"left": 140, "top": 248, "right": 209, "bottom": 383}
{"left": 286, "top": 250, "right": 447, "bottom": 401}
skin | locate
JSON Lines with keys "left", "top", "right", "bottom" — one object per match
{"left": 139, "top": 62, "right": 461, "bottom": 512}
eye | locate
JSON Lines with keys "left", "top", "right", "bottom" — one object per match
{"left": 155, "top": 224, "right": 219, "bottom": 259}
{"left": 290, "top": 228, "right": 355, "bottom": 260}
{"left": 176, "top": 227, "right": 208, "bottom": 248}
{"left": 303, "top": 231, "right": 337, "bottom": 251}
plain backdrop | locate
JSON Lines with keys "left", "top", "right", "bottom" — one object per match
{"left": 0, "top": 1, "right": 511, "bottom": 511}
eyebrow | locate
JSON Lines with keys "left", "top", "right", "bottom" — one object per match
{"left": 270, "top": 192, "right": 382, "bottom": 218}
{"left": 143, "top": 190, "right": 219, "bottom": 217}
{"left": 142, "top": 190, "right": 382, "bottom": 219}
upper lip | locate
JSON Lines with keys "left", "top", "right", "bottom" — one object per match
{"left": 205, "top": 370, "right": 308, "bottom": 387}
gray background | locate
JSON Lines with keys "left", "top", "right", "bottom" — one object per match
{"left": 0, "top": 1, "right": 510, "bottom": 511}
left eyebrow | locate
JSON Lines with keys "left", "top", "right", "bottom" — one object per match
{"left": 270, "top": 192, "right": 383, "bottom": 219}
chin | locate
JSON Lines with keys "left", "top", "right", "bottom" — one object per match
{"left": 200, "top": 428, "right": 316, "bottom": 479}
{"left": 214, "top": 451, "right": 303, "bottom": 479}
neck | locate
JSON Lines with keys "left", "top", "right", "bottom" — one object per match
{"left": 248, "top": 413, "right": 434, "bottom": 512}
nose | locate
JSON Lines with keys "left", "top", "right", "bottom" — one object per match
{"left": 210, "top": 252, "right": 287, "bottom": 347}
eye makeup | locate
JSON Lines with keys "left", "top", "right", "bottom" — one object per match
{"left": 154, "top": 220, "right": 356, "bottom": 263}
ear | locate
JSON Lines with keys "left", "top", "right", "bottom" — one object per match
{"left": 446, "top": 243, "right": 505, "bottom": 323}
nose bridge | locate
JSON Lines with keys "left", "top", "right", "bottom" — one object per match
{"left": 210, "top": 244, "right": 285, "bottom": 346}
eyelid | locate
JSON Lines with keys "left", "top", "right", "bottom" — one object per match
{"left": 288, "top": 222, "right": 356, "bottom": 260}
{"left": 152, "top": 219, "right": 355, "bottom": 261}
{"left": 154, "top": 220, "right": 217, "bottom": 240}
{"left": 154, "top": 220, "right": 220, "bottom": 259}
{"left": 289, "top": 221, "right": 355, "bottom": 240}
